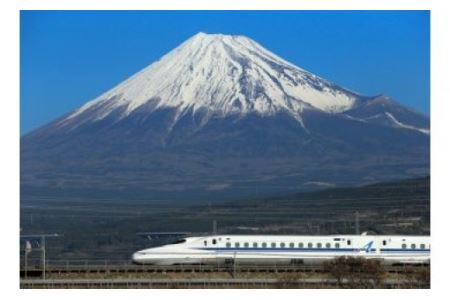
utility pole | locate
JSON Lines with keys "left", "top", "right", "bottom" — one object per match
{"left": 355, "top": 211, "right": 360, "bottom": 235}
{"left": 24, "top": 241, "right": 31, "bottom": 279}
{"left": 233, "top": 252, "right": 237, "bottom": 278}
{"left": 41, "top": 236, "right": 46, "bottom": 280}
{"left": 212, "top": 220, "right": 217, "bottom": 235}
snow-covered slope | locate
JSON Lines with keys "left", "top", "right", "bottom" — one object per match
{"left": 61, "top": 32, "right": 361, "bottom": 127}
{"left": 384, "top": 112, "right": 430, "bottom": 135}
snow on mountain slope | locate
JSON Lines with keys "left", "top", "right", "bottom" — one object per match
{"left": 61, "top": 32, "right": 361, "bottom": 128}
{"left": 385, "top": 112, "right": 430, "bottom": 135}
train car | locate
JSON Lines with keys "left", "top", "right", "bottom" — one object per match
{"left": 131, "top": 234, "right": 430, "bottom": 265}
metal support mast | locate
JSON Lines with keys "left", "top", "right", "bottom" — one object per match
{"left": 213, "top": 220, "right": 217, "bottom": 235}
{"left": 355, "top": 211, "right": 360, "bottom": 235}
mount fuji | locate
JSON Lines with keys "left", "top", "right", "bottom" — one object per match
{"left": 21, "top": 32, "right": 429, "bottom": 200}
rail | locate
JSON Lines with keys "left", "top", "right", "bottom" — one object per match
{"left": 20, "top": 259, "right": 429, "bottom": 277}
{"left": 20, "top": 277, "right": 418, "bottom": 288}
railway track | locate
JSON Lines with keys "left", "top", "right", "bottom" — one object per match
{"left": 20, "top": 261, "right": 429, "bottom": 288}
{"left": 20, "top": 277, "right": 419, "bottom": 289}
{"left": 20, "top": 263, "right": 429, "bottom": 277}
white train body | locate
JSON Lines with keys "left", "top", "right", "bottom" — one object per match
{"left": 132, "top": 234, "right": 430, "bottom": 265}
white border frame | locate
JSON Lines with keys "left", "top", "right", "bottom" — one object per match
{"left": 2, "top": 0, "right": 449, "bottom": 298}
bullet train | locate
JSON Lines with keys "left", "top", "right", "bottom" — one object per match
{"left": 132, "top": 234, "right": 430, "bottom": 265}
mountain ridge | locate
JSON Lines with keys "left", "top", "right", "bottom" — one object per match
{"left": 21, "top": 32, "right": 430, "bottom": 201}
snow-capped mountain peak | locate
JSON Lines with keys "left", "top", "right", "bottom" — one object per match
{"left": 62, "top": 32, "right": 361, "bottom": 126}
{"left": 22, "top": 33, "right": 430, "bottom": 200}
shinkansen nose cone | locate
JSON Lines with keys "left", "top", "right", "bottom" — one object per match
{"left": 132, "top": 249, "right": 183, "bottom": 265}
{"left": 132, "top": 250, "right": 162, "bottom": 264}
{"left": 131, "top": 251, "right": 147, "bottom": 264}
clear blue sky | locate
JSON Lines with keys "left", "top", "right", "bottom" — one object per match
{"left": 21, "top": 11, "right": 430, "bottom": 135}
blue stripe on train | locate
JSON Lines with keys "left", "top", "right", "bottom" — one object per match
{"left": 196, "top": 247, "right": 368, "bottom": 252}
{"left": 381, "top": 249, "right": 430, "bottom": 252}
{"left": 194, "top": 247, "right": 430, "bottom": 253}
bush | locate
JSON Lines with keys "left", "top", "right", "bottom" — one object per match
{"left": 403, "top": 266, "right": 430, "bottom": 288}
{"left": 323, "top": 256, "right": 385, "bottom": 288}
{"left": 275, "top": 272, "right": 306, "bottom": 289}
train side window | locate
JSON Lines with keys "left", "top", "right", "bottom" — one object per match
{"left": 382, "top": 240, "right": 387, "bottom": 246}
{"left": 325, "top": 243, "right": 331, "bottom": 248}
{"left": 244, "top": 242, "right": 249, "bottom": 248}
{"left": 335, "top": 243, "right": 340, "bottom": 248}
{"left": 289, "top": 242, "right": 295, "bottom": 248}
{"left": 401, "top": 244, "right": 407, "bottom": 249}
{"left": 347, "top": 240, "right": 351, "bottom": 246}
{"left": 212, "top": 239, "right": 217, "bottom": 245}
{"left": 316, "top": 243, "right": 322, "bottom": 248}
{"left": 271, "top": 242, "right": 276, "bottom": 248}
{"left": 411, "top": 244, "right": 416, "bottom": 249}
{"left": 420, "top": 244, "right": 425, "bottom": 249}
{"left": 262, "top": 242, "right": 267, "bottom": 248}
{"left": 226, "top": 242, "right": 231, "bottom": 248}
{"left": 253, "top": 242, "right": 258, "bottom": 248}
{"left": 204, "top": 241, "right": 207, "bottom": 246}
{"left": 280, "top": 242, "right": 286, "bottom": 248}
{"left": 235, "top": 242, "right": 240, "bottom": 248}
{"left": 307, "top": 242, "right": 313, "bottom": 248}
{"left": 299, "top": 242, "right": 304, "bottom": 248}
